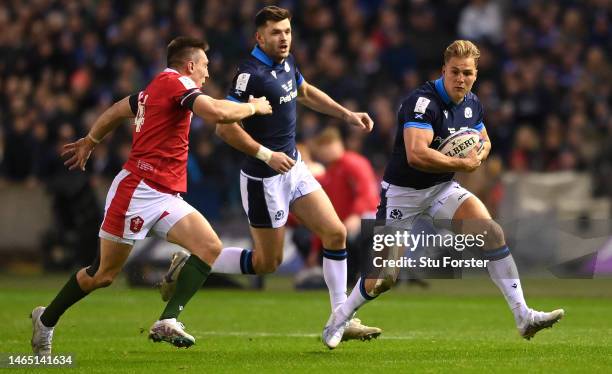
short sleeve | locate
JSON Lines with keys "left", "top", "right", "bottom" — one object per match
{"left": 167, "top": 75, "right": 203, "bottom": 111}
{"left": 473, "top": 99, "right": 485, "bottom": 132}
{"left": 295, "top": 63, "right": 304, "bottom": 87}
{"left": 398, "top": 95, "right": 438, "bottom": 131}
{"left": 128, "top": 92, "right": 140, "bottom": 115}
{"left": 227, "top": 65, "right": 257, "bottom": 103}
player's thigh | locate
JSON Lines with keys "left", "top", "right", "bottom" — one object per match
{"left": 166, "top": 211, "right": 222, "bottom": 265}
{"left": 429, "top": 182, "right": 479, "bottom": 231}
{"left": 97, "top": 238, "right": 133, "bottom": 276}
{"left": 240, "top": 172, "right": 292, "bottom": 229}
{"left": 100, "top": 170, "right": 178, "bottom": 243}
{"left": 290, "top": 189, "right": 346, "bottom": 246}
{"left": 249, "top": 225, "right": 286, "bottom": 271}
{"left": 453, "top": 195, "right": 491, "bottom": 221}
{"left": 430, "top": 183, "right": 502, "bottom": 246}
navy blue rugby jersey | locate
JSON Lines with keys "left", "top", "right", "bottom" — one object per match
{"left": 227, "top": 45, "right": 304, "bottom": 177}
{"left": 383, "top": 77, "right": 485, "bottom": 189}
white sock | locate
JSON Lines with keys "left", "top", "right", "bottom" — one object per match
{"left": 486, "top": 253, "right": 529, "bottom": 325}
{"left": 322, "top": 250, "right": 348, "bottom": 311}
{"left": 338, "top": 277, "right": 375, "bottom": 319}
{"left": 211, "top": 247, "right": 247, "bottom": 274}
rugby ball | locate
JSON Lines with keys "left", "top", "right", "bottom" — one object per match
{"left": 437, "top": 128, "right": 482, "bottom": 158}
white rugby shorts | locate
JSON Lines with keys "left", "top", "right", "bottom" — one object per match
{"left": 239, "top": 156, "right": 321, "bottom": 228}
{"left": 376, "top": 180, "right": 473, "bottom": 230}
{"left": 99, "top": 169, "right": 195, "bottom": 245}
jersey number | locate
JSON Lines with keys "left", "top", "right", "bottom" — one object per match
{"left": 134, "top": 93, "right": 148, "bottom": 132}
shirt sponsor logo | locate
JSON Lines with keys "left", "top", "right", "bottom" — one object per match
{"left": 136, "top": 159, "right": 155, "bottom": 172}
{"left": 281, "top": 80, "right": 293, "bottom": 92}
{"left": 447, "top": 126, "right": 468, "bottom": 135}
{"left": 414, "top": 97, "right": 430, "bottom": 114}
{"left": 279, "top": 89, "right": 298, "bottom": 104}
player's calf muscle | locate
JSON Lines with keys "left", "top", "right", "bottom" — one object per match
{"left": 76, "top": 267, "right": 114, "bottom": 291}
{"left": 252, "top": 256, "right": 282, "bottom": 274}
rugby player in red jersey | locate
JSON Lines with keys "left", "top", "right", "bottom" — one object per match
{"left": 30, "top": 37, "right": 272, "bottom": 354}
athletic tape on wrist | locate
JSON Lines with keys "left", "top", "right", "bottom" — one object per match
{"left": 255, "top": 145, "right": 273, "bottom": 164}
{"left": 87, "top": 133, "right": 101, "bottom": 144}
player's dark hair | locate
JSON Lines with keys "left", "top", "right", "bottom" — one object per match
{"left": 255, "top": 6, "right": 291, "bottom": 28}
{"left": 167, "top": 36, "right": 209, "bottom": 69}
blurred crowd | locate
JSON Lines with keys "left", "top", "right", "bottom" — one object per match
{"left": 1, "top": 0, "right": 610, "bottom": 221}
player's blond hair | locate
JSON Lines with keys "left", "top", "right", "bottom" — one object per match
{"left": 444, "top": 40, "right": 480, "bottom": 66}
{"left": 315, "top": 126, "right": 342, "bottom": 146}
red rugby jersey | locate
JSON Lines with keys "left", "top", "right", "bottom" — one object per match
{"left": 318, "top": 151, "right": 379, "bottom": 220}
{"left": 123, "top": 68, "right": 200, "bottom": 193}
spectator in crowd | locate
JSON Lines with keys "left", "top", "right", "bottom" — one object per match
{"left": 0, "top": 0, "right": 609, "bottom": 224}
{"left": 294, "top": 127, "right": 379, "bottom": 287}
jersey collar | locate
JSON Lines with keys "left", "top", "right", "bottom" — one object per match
{"left": 164, "top": 68, "right": 179, "bottom": 74}
{"left": 251, "top": 45, "right": 284, "bottom": 67}
{"left": 435, "top": 76, "right": 467, "bottom": 107}
{"left": 434, "top": 77, "right": 453, "bottom": 106}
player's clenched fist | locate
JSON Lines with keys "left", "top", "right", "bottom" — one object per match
{"left": 460, "top": 148, "right": 481, "bottom": 172}
{"left": 249, "top": 95, "right": 273, "bottom": 115}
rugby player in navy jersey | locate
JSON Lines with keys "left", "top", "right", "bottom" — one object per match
{"left": 160, "top": 6, "right": 380, "bottom": 349}
{"left": 325, "top": 40, "right": 564, "bottom": 346}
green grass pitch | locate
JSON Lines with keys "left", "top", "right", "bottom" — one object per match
{"left": 1, "top": 274, "right": 611, "bottom": 373}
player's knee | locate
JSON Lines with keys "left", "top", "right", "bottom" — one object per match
{"left": 190, "top": 238, "right": 222, "bottom": 261}
{"left": 322, "top": 224, "right": 347, "bottom": 249}
{"left": 483, "top": 221, "right": 505, "bottom": 248}
{"left": 206, "top": 237, "right": 223, "bottom": 258}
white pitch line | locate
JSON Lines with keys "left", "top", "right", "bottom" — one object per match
{"left": 196, "top": 331, "right": 416, "bottom": 340}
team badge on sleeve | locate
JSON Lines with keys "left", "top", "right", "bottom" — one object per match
{"left": 414, "top": 97, "right": 431, "bottom": 114}
{"left": 235, "top": 73, "right": 251, "bottom": 92}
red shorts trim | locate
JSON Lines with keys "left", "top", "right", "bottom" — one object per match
{"left": 101, "top": 173, "right": 142, "bottom": 237}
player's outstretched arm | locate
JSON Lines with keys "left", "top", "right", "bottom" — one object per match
{"left": 192, "top": 95, "right": 272, "bottom": 124}
{"left": 62, "top": 96, "right": 134, "bottom": 171}
{"left": 215, "top": 123, "right": 296, "bottom": 173}
{"left": 297, "top": 81, "right": 373, "bottom": 132}
{"left": 404, "top": 127, "right": 480, "bottom": 173}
